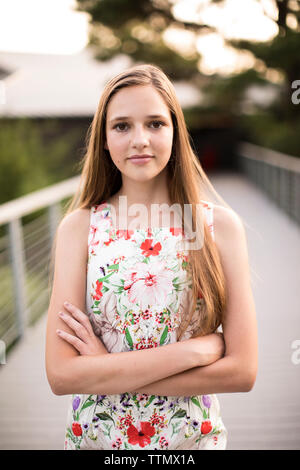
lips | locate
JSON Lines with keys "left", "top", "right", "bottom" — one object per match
{"left": 129, "top": 155, "right": 153, "bottom": 159}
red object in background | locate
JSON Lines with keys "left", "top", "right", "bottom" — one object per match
{"left": 201, "top": 144, "right": 217, "bottom": 171}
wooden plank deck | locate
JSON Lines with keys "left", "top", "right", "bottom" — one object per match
{"left": 0, "top": 171, "right": 299, "bottom": 450}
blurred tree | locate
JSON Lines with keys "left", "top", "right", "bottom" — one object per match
{"left": 228, "top": 0, "right": 300, "bottom": 119}
{"left": 74, "top": 0, "right": 213, "bottom": 80}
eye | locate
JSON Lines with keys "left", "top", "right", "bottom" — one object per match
{"left": 113, "top": 122, "right": 128, "bottom": 132}
{"left": 150, "top": 120, "right": 165, "bottom": 129}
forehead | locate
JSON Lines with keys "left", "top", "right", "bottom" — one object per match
{"left": 106, "top": 85, "right": 171, "bottom": 119}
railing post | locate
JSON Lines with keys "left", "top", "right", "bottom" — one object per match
{"left": 8, "top": 218, "right": 28, "bottom": 338}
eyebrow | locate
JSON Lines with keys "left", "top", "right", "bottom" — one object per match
{"left": 109, "top": 114, "right": 169, "bottom": 123}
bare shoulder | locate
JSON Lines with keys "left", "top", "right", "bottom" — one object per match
{"left": 56, "top": 207, "right": 91, "bottom": 259}
{"left": 212, "top": 204, "right": 247, "bottom": 257}
{"left": 59, "top": 207, "right": 91, "bottom": 231}
{"left": 57, "top": 207, "right": 91, "bottom": 241}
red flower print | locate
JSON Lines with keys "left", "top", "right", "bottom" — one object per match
{"left": 104, "top": 237, "right": 114, "bottom": 246}
{"left": 170, "top": 227, "right": 183, "bottom": 237}
{"left": 140, "top": 239, "right": 162, "bottom": 257}
{"left": 127, "top": 422, "right": 155, "bottom": 448}
{"left": 116, "top": 229, "right": 134, "bottom": 240}
{"left": 201, "top": 420, "right": 212, "bottom": 435}
{"left": 93, "top": 280, "right": 103, "bottom": 300}
{"left": 72, "top": 422, "right": 82, "bottom": 437}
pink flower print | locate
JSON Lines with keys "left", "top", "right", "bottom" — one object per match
{"left": 124, "top": 261, "right": 174, "bottom": 310}
{"left": 94, "top": 202, "right": 107, "bottom": 213}
{"left": 112, "top": 437, "right": 122, "bottom": 449}
{"left": 124, "top": 271, "right": 138, "bottom": 290}
{"left": 140, "top": 238, "right": 162, "bottom": 257}
{"left": 150, "top": 411, "right": 167, "bottom": 429}
{"left": 89, "top": 225, "right": 100, "bottom": 249}
{"left": 159, "top": 436, "right": 169, "bottom": 449}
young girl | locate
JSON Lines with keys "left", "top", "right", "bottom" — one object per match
{"left": 45, "top": 64, "right": 258, "bottom": 450}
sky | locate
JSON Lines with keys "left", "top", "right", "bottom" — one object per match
{"left": 0, "top": 0, "right": 89, "bottom": 55}
{"left": 0, "top": 0, "right": 279, "bottom": 75}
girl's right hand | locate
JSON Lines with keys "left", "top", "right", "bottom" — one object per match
{"left": 189, "top": 332, "right": 225, "bottom": 367}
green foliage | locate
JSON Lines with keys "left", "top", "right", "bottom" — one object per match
{"left": 240, "top": 112, "right": 300, "bottom": 158}
{"left": 0, "top": 118, "right": 80, "bottom": 204}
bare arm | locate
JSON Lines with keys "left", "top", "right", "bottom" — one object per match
{"left": 53, "top": 335, "right": 223, "bottom": 395}
{"left": 46, "top": 210, "right": 224, "bottom": 396}
{"left": 130, "top": 206, "right": 258, "bottom": 396}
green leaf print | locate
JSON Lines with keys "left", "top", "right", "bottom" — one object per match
{"left": 80, "top": 400, "right": 95, "bottom": 412}
{"left": 102, "top": 422, "right": 113, "bottom": 439}
{"left": 169, "top": 408, "right": 187, "bottom": 422}
{"left": 107, "top": 263, "right": 119, "bottom": 271}
{"left": 160, "top": 325, "right": 169, "bottom": 345}
{"left": 125, "top": 328, "right": 134, "bottom": 349}
{"left": 95, "top": 412, "right": 115, "bottom": 425}
{"left": 190, "top": 397, "right": 204, "bottom": 412}
{"left": 171, "top": 421, "right": 182, "bottom": 437}
{"left": 202, "top": 409, "right": 208, "bottom": 419}
{"left": 66, "top": 427, "right": 75, "bottom": 442}
{"left": 144, "top": 395, "right": 156, "bottom": 408}
{"left": 132, "top": 394, "right": 140, "bottom": 409}
{"left": 97, "top": 271, "right": 115, "bottom": 283}
{"left": 110, "top": 284, "right": 125, "bottom": 293}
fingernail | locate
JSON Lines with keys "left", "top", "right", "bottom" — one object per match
{"left": 56, "top": 329, "right": 61, "bottom": 334}
{"left": 64, "top": 301, "right": 70, "bottom": 307}
{"left": 59, "top": 312, "right": 64, "bottom": 317}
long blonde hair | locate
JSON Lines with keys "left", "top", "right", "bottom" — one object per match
{"left": 51, "top": 63, "right": 253, "bottom": 340}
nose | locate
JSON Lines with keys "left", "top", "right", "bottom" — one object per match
{"left": 131, "top": 124, "right": 149, "bottom": 149}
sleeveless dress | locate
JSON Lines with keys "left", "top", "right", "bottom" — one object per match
{"left": 63, "top": 200, "right": 227, "bottom": 450}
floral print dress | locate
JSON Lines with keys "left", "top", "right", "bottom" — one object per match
{"left": 64, "top": 200, "right": 227, "bottom": 450}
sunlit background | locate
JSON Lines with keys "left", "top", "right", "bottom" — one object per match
{"left": 0, "top": 0, "right": 279, "bottom": 74}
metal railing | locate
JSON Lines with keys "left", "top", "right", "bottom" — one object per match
{"left": 237, "top": 142, "right": 300, "bottom": 226}
{"left": 0, "top": 176, "right": 80, "bottom": 352}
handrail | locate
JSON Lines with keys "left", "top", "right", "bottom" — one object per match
{"left": 0, "top": 175, "right": 80, "bottom": 225}
{"left": 238, "top": 142, "right": 300, "bottom": 174}
{"left": 237, "top": 142, "right": 300, "bottom": 226}
{"left": 0, "top": 175, "right": 81, "bottom": 352}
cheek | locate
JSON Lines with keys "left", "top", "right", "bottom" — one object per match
{"left": 154, "top": 130, "right": 173, "bottom": 155}
{"left": 106, "top": 132, "right": 127, "bottom": 164}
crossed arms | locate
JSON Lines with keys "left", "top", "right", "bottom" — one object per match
{"left": 45, "top": 206, "right": 258, "bottom": 397}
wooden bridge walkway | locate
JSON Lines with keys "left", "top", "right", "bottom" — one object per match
{"left": 1, "top": 171, "right": 299, "bottom": 450}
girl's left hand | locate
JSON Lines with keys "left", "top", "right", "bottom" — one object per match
{"left": 56, "top": 302, "right": 108, "bottom": 356}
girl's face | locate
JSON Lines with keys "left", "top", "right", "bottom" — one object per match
{"left": 105, "top": 85, "right": 174, "bottom": 183}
